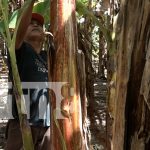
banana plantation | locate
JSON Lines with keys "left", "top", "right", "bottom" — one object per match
{"left": 0, "top": 0, "right": 150, "bottom": 150}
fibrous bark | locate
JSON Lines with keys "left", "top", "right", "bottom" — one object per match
{"left": 111, "top": 0, "right": 150, "bottom": 149}
{"left": 50, "top": 0, "right": 85, "bottom": 149}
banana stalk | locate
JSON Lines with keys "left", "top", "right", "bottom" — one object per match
{"left": 50, "top": 0, "right": 85, "bottom": 149}
{"left": 0, "top": 0, "right": 34, "bottom": 149}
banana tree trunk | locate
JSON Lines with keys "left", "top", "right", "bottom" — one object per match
{"left": 111, "top": 0, "right": 150, "bottom": 149}
{"left": 50, "top": 0, "right": 85, "bottom": 149}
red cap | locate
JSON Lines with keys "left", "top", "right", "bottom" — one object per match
{"left": 31, "top": 13, "right": 44, "bottom": 26}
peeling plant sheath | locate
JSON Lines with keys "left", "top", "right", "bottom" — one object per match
{"left": 50, "top": 0, "right": 85, "bottom": 149}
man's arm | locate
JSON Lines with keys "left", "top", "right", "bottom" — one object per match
{"left": 15, "top": 0, "right": 36, "bottom": 49}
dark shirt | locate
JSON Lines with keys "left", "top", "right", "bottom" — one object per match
{"left": 11, "top": 42, "right": 50, "bottom": 127}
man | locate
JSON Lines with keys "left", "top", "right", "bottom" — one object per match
{"left": 5, "top": 0, "right": 50, "bottom": 149}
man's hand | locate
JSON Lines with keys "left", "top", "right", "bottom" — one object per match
{"left": 44, "top": 32, "right": 53, "bottom": 37}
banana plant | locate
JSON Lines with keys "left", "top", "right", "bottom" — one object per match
{"left": 76, "top": 0, "right": 111, "bottom": 43}
{"left": 7, "top": 0, "right": 111, "bottom": 44}
{"left": 0, "top": 0, "right": 35, "bottom": 149}
{"left": 0, "top": 1, "right": 112, "bottom": 149}
{"left": 50, "top": 0, "right": 86, "bottom": 149}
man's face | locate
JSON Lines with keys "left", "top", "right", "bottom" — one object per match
{"left": 25, "top": 19, "right": 44, "bottom": 41}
